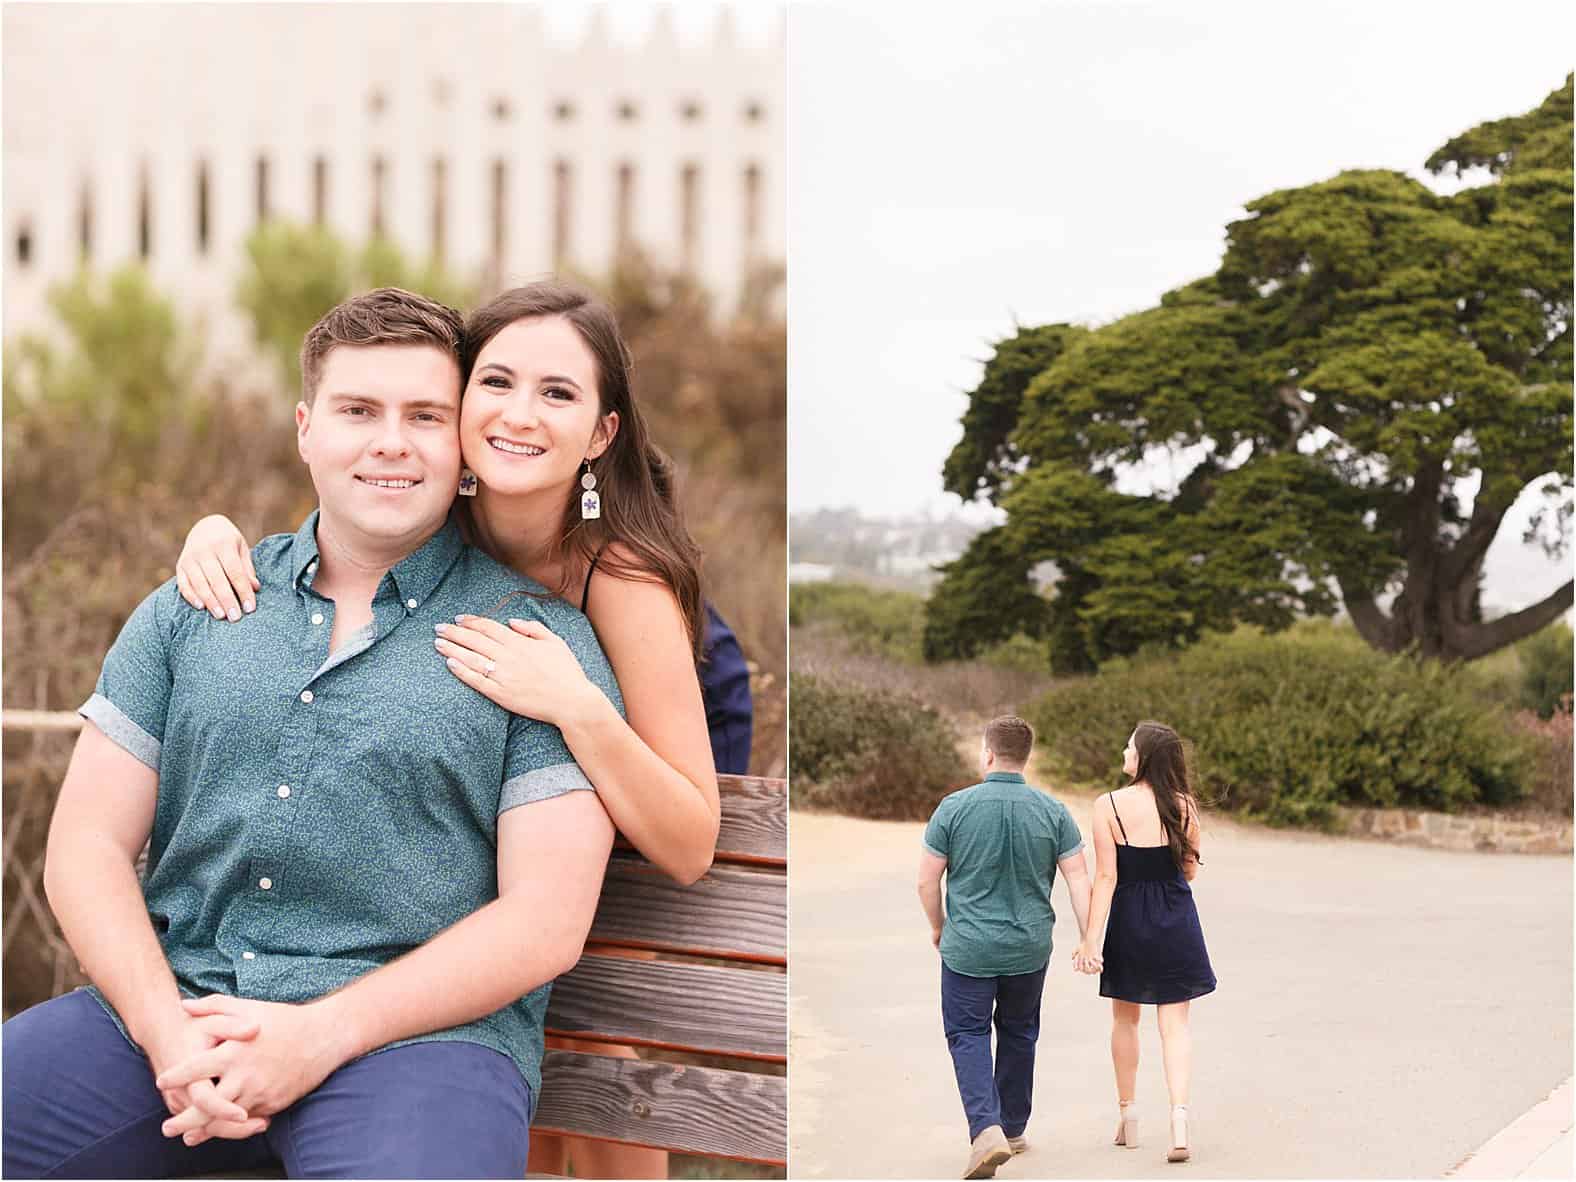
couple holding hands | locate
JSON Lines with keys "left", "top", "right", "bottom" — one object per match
{"left": 919, "top": 717, "right": 1216, "bottom": 1179}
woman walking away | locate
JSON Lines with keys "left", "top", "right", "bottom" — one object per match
{"left": 1072, "top": 721, "right": 1215, "bottom": 1164}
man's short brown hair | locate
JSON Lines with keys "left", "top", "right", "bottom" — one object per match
{"left": 299, "top": 287, "right": 466, "bottom": 402}
{"left": 984, "top": 715, "right": 1034, "bottom": 766}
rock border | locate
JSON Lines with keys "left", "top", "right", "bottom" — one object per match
{"left": 1340, "top": 805, "right": 1572, "bottom": 854}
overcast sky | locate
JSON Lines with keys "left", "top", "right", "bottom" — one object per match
{"left": 787, "top": 0, "right": 1573, "bottom": 609}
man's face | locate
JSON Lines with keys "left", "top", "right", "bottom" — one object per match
{"left": 296, "top": 343, "right": 462, "bottom": 557}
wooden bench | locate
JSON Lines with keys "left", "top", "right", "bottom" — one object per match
{"left": 535, "top": 772, "right": 787, "bottom": 1168}
{"left": 1, "top": 702, "right": 788, "bottom": 1178}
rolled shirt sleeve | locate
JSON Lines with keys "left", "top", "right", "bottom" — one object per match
{"left": 77, "top": 583, "right": 177, "bottom": 771}
{"left": 922, "top": 801, "right": 952, "bottom": 860}
{"left": 497, "top": 607, "right": 624, "bottom": 816}
{"left": 1057, "top": 808, "right": 1085, "bottom": 860}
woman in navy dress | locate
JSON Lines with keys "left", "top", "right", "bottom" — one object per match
{"left": 1073, "top": 721, "right": 1215, "bottom": 1164}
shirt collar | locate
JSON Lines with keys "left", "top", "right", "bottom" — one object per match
{"left": 290, "top": 509, "right": 466, "bottom": 607}
{"left": 984, "top": 771, "right": 1027, "bottom": 784}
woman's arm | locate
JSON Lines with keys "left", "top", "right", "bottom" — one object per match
{"left": 569, "top": 568, "right": 720, "bottom": 882}
{"left": 174, "top": 515, "right": 258, "bottom": 620}
{"left": 437, "top": 559, "right": 720, "bottom": 885}
{"left": 1181, "top": 797, "right": 1201, "bottom": 882}
{"left": 1077, "top": 795, "right": 1120, "bottom": 961}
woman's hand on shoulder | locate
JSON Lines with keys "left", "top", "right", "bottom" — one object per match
{"left": 435, "top": 614, "right": 602, "bottom": 725}
{"left": 176, "top": 516, "right": 259, "bottom": 621}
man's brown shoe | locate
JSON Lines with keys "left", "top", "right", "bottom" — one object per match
{"left": 964, "top": 1125, "right": 1012, "bottom": 1178}
{"left": 1006, "top": 1134, "right": 1027, "bottom": 1154}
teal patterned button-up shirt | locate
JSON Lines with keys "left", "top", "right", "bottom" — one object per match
{"left": 922, "top": 772, "right": 1084, "bottom": 978}
{"left": 78, "top": 510, "right": 622, "bottom": 1097}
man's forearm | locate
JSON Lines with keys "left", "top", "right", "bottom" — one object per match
{"left": 918, "top": 880, "right": 944, "bottom": 935}
{"left": 312, "top": 889, "right": 590, "bottom": 1065}
{"left": 44, "top": 833, "right": 184, "bottom": 1049}
{"left": 1068, "top": 875, "right": 1094, "bottom": 940}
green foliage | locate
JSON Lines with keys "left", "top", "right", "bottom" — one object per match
{"left": 936, "top": 79, "right": 1574, "bottom": 665}
{"left": 1517, "top": 622, "right": 1574, "bottom": 719}
{"left": 790, "top": 674, "right": 972, "bottom": 820}
{"left": 973, "top": 631, "right": 1049, "bottom": 674}
{"left": 942, "top": 323, "right": 1087, "bottom": 501}
{"left": 235, "top": 221, "right": 478, "bottom": 394}
{"left": 358, "top": 236, "right": 478, "bottom": 314}
{"left": 1027, "top": 624, "right": 1536, "bottom": 829}
{"left": 788, "top": 582, "right": 926, "bottom": 661}
{"left": 922, "top": 526, "right": 1051, "bottom": 662}
{"left": 3, "top": 265, "right": 200, "bottom": 452}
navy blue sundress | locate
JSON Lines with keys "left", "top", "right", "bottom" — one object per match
{"left": 1098, "top": 795, "right": 1216, "bottom": 1005}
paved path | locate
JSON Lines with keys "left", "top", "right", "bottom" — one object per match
{"left": 789, "top": 798, "right": 1572, "bottom": 1178}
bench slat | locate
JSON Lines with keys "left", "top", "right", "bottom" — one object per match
{"left": 615, "top": 775, "right": 784, "bottom": 866}
{"left": 714, "top": 774, "right": 786, "bottom": 865}
{"left": 546, "top": 954, "right": 785, "bottom": 1062}
{"left": 589, "top": 858, "right": 785, "bottom": 964}
{"left": 533, "top": 1051, "right": 786, "bottom": 1164}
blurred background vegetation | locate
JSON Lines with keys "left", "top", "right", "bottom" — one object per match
{"left": 790, "top": 580, "right": 1571, "bottom": 827}
{"left": 2, "top": 223, "right": 786, "bottom": 1031}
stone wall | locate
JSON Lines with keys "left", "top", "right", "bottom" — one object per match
{"left": 1340, "top": 806, "right": 1572, "bottom": 855}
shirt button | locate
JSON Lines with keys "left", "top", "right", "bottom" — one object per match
{"left": 277, "top": 785, "right": 291, "bottom": 798}
{"left": 259, "top": 877, "right": 273, "bottom": 890}
{"left": 311, "top": 613, "right": 324, "bottom": 625}
{"left": 406, "top": 598, "right": 419, "bottom": 610}
{"left": 242, "top": 951, "right": 256, "bottom": 960}
{"left": 300, "top": 690, "right": 314, "bottom": 704}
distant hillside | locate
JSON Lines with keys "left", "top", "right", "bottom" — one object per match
{"left": 789, "top": 507, "right": 997, "bottom": 590}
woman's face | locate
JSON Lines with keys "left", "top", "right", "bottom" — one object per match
{"left": 460, "top": 315, "right": 618, "bottom": 501}
{"left": 1122, "top": 730, "right": 1139, "bottom": 778}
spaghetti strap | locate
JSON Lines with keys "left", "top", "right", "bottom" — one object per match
{"left": 1108, "top": 794, "right": 1131, "bottom": 845}
{"left": 580, "top": 546, "right": 606, "bottom": 613}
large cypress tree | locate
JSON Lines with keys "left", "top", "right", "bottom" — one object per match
{"left": 930, "top": 78, "right": 1573, "bottom": 669}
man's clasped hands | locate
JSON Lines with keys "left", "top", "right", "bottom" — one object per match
{"left": 144, "top": 994, "right": 353, "bottom": 1145}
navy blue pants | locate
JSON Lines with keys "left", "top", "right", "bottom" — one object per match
{"left": 2, "top": 990, "right": 534, "bottom": 1179}
{"left": 940, "top": 962, "right": 1047, "bottom": 1142}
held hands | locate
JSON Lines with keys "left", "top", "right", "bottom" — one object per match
{"left": 155, "top": 996, "right": 350, "bottom": 1145}
{"left": 1071, "top": 943, "right": 1103, "bottom": 975}
{"left": 175, "top": 515, "right": 258, "bottom": 621}
{"left": 435, "top": 615, "right": 600, "bottom": 726}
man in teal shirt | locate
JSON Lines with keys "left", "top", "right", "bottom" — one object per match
{"left": 3, "top": 289, "right": 619, "bottom": 1178}
{"left": 918, "top": 715, "right": 1094, "bottom": 1179}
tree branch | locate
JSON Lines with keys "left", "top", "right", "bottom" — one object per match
{"left": 1442, "top": 496, "right": 1510, "bottom": 587}
{"left": 1340, "top": 584, "right": 1402, "bottom": 652}
{"left": 1446, "top": 580, "right": 1574, "bottom": 661}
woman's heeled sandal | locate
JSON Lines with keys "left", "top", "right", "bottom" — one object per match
{"left": 1114, "top": 1101, "right": 1138, "bottom": 1148}
{"left": 1166, "top": 1105, "right": 1190, "bottom": 1163}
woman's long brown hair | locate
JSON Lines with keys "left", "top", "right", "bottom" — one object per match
{"left": 1129, "top": 720, "right": 1202, "bottom": 870}
{"left": 462, "top": 281, "right": 707, "bottom": 660}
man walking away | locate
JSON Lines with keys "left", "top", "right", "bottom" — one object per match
{"left": 917, "top": 716, "right": 1094, "bottom": 1178}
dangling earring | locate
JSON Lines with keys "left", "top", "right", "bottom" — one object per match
{"left": 457, "top": 468, "right": 478, "bottom": 497}
{"left": 580, "top": 461, "right": 601, "bottom": 520}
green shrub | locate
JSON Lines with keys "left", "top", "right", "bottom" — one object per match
{"left": 788, "top": 582, "right": 925, "bottom": 662}
{"left": 1517, "top": 622, "right": 1574, "bottom": 719}
{"left": 1027, "top": 623, "right": 1536, "bottom": 828}
{"left": 974, "top": 632, "right": 1050, "bottom": 674}
{"left": 790, "top": 673, "right": 972, "bottom": 820}
{"left": 236, "top": 221, "right": 478, "bottom": 394}
{"left": 3, "top": 265, "right": 201, "bottom": 453}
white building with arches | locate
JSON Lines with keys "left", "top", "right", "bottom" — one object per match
{"left": 2, "top": 3, "right": 783, "bottom": 362}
